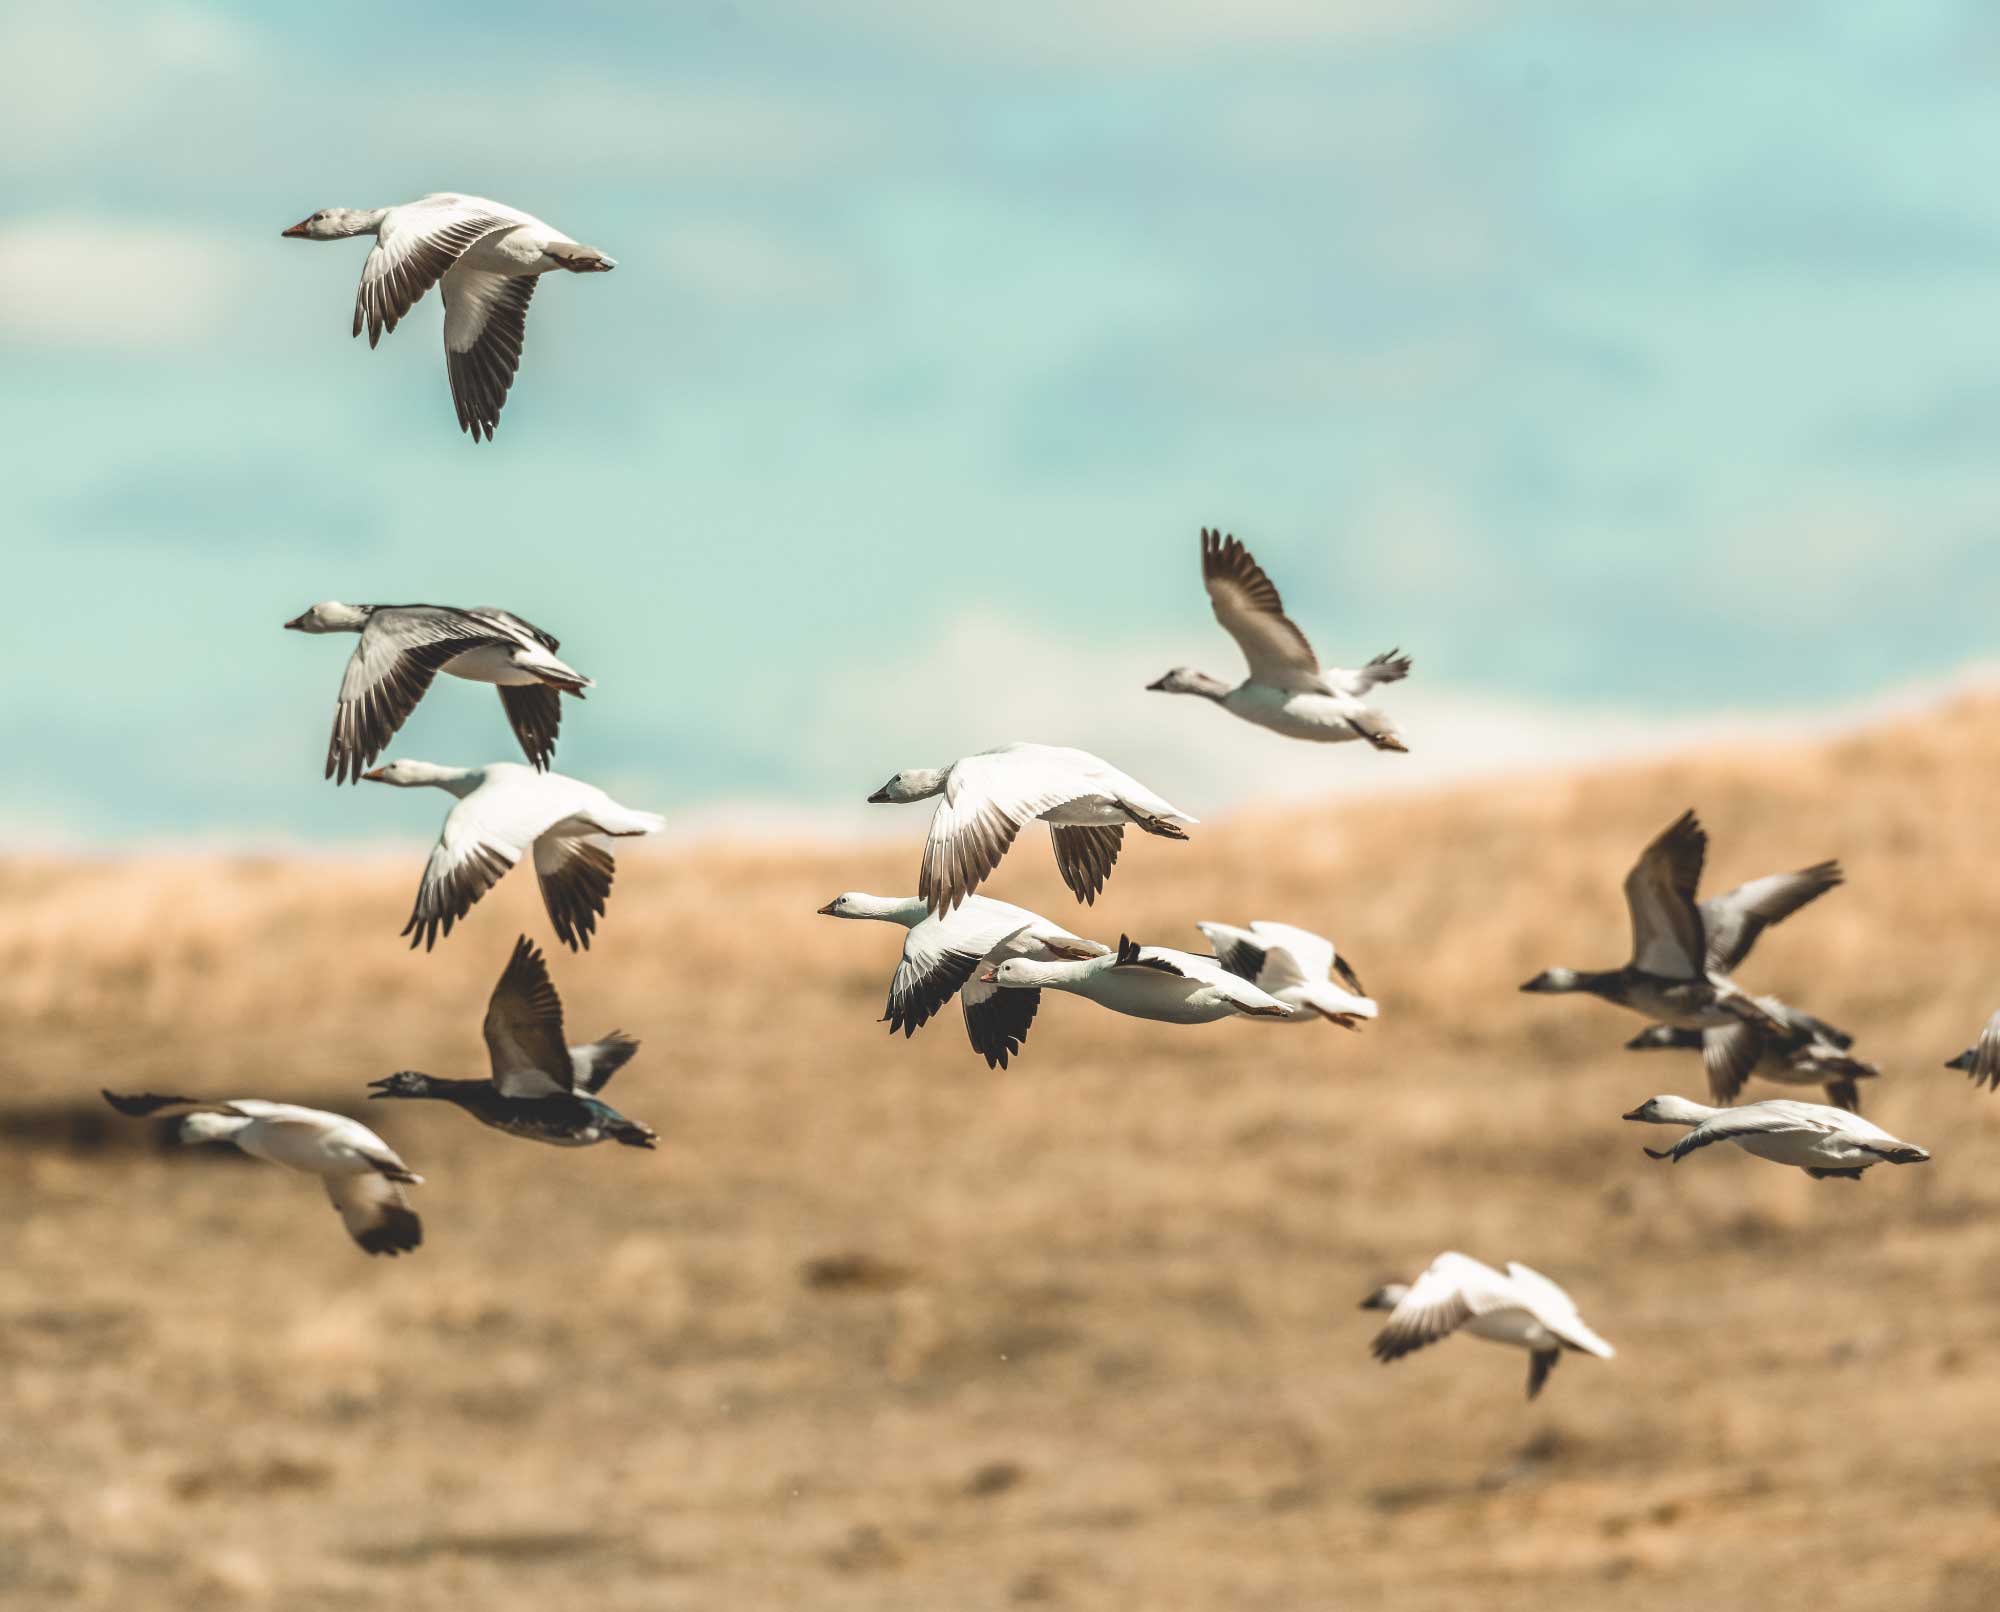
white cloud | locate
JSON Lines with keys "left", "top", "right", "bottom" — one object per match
{"left": 0, "top": 220, "right": 249, "bottom": 351}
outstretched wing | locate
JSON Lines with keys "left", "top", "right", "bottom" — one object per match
{"left": 1700, "top": 861, "right": 1843, "bottom": 972}
{"left": 1702, "top": 1022, "right": 1766, "bottom": 1106}
{"left": 404, "top": 800, "right": 522, "bottom": 951}
{"left": 1623, "top": 810, "right": 1708, "bottom": 979}
{"left": 917, "top": 752, "right": 1080, "bottom": 915}
{"left": 442, "top": 265, "right": 537, "bottom": 442}
{"left": 497, "top": 685, "right": 564, "bottom": 772}
{"left": 1201, "top": 528, "right": 1323, "bottom": 691}
{"left": 960, "top": 975, "right": 1040, "bottom": 1069}
{"left": 1368, "top": 1252, "right": 1514, "bottom": 1362}
{"left": 533, "top": 824, "right": 615, "bottom": 951}
{"left": 323, "top": 1174, "right": 423, "bottom": 1257}
{"left": 354, "top": 201, "right": 516, "bottom": 346}
{"left": 482, "top": 935, "right": 574, "bottom": 1097}
{"left": 1049, "top": 824, "right": 1122, "bottom": 906}
{"left": 326, "top": 608, "right": 517, "bottom": 785}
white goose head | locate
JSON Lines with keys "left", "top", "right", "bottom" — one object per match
{"left": 816, "top": 892, "right": 926, "bottom": 923}
{"left": 361, "top": 759, "right": 471, "bottom": 789}
{"left": 1621, "top": 1094, "right": 1716, "bottom": 1127}
{"left": 1147, "top": 667, "right": 1231, "bottom": 700}
{"left": 867, "top": 768, "right": 948, "bottom": 805}
{"left": 284, "top": 601, "right": 371, "bottom": 633}
{"left": 281, "top": 208, "right": 386, "bottom": 241}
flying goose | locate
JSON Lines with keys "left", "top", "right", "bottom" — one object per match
{"left": 867, "top": 743, "right": 1196, "bottom": 915}
{"left": 978, "top": 935, "right": 1293, "bottom": 1025}
{"left": 368, "top": 936, "right": 653, "bottom": 1146}
{"left": 1361, "top": 1252, "right": 1614, "bottom": 1401}
{"left": 1625, "top": 995, "right": 1878, "bottom": 1113}
{"left": 100, "top": 1091, "right": 423, "bottom": 1256}
{"left": 1196, "top": 919, "right": 1377, "bottom": 1027}
{"left": 817, "top": 892, "right": 1109, "bottom": 1068}
{"left": 286, "top": 602, "right": 592, "bottom": 783}
{"left": 1520, "top": 811, "right": 1788, "bottom": 1034}
{"left": 1622, "top": 1095, "right": 1930, "bottom": 1179}
{"left": 1148, "top": 529, "right": 1410, "bottom": 749}
{"left": 1945, "top": 1009, "right": 2000, "bottom": 1091}
{"left": 282, "top": 193, "right": 615, "bottom": 440}
{"left": 364, "top": 760, "right": 664, "bottom": 950}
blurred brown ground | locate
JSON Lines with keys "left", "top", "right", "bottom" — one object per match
{"left": 6, "top": 701, "right": 2000, "bottom": 1611}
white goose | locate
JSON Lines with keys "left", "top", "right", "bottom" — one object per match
{"left": 867, "top": 743, "right": 1196, "bottom": 915}
{"left": 979, "top": 935, "right": 1293, "bottom": 1025}
{"left": 1196, "top": 919, "right": 1377, "bottom": 1027}
{"left": 817, "top": 892, "right": 1109, "bottom": 1068}
{"left": 282, "top": 193, "right": 616, "bottom": 440}
{"left": 101, "top": 1091, "right": 423, "bottom": 1256}
{"left": 364, "top": 760, "right": 664, "bottom": 951}
{"left": 1149, "top": 529, "right": 1409, "bottom": 749}
{"left": 1622, "top": 1095, "right": 1930, "bottom": 1180}
{"left": 1361, "top": 1252, "right": 1614, "bottom": 1400}
{"left": 286, "top": 602, "right": 592, "bottom": 783}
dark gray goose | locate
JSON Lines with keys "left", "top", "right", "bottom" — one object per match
{"left": 286, "top": 602, "right": 592, "bottom": 783}
{"left": 1625, "top": 995, "right": 1877, "bottom": 1113}
{"left": 1519, "top": 810, "right": 1787, "bottom": 1034}
{"left": 99, "top": 1092, "right": 423, "bottom": 1256}
{"left": 368, "top": 936, "right": 654, "bottom": 1147}
{"left": 281, "top": 193, "right": 616, "bottom": 440}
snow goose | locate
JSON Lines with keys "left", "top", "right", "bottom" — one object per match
{"left": 817, "top": 891, "right": 1109, "bottom": 1068}
{"left": 1196, "top": 919, "right": 1377, "bottom": 1028}
{"left": 1361, "top": 1252, "right": 1614, "bottom": 1400}
{"left": 867, "top": 743, "right": 1196, "bottom": 915}
{"left": 1622, "top": 1095, "right": 1929, "bottom": 1179}
{"left": 1625, "top": 995, "right": 1878, "bottom": 1113}
{"left": 100, "top": 1091, "right": 422, "bottom": 1256}
{"left": 282, "top": 194, "right": 615, "bottom": 440}
{"left": 368, "top": 936, "right": 653, "bottom": 1147}
{"left": 364, "top": 760, "right": 664, "bottom": 950}
{"left": 286, "top": 601, "right": 592, "bottom": 783}
{"left": 1148, "top": 529, "right": 1410, "bottom": 750}
{"left": 979, "top": 935, "right": 1293, "bottom": 1025}
{"left": 1945, "top": 1009, "right": 2000, "bottom": 1091}
{"left": 1519, "top": 810, "right": 1786, "bottom": 1034}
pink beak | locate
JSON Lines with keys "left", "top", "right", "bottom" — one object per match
{"left": 281, "top": 219, "right": 312, "bottom": 239}
{"left": 361, "top": 767, "right": 388, "bottom": 782}
{"left": 976, "top": 968, "right": 998, "bottom": 983}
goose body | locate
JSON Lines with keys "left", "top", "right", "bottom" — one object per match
{"left": 817, "top": 892, "right": 1109, "bottom": 1068}
{"left": 282, "top": 193, "right": 616, "bottom": 440}
{"left": 1196, "top": 919, "right": 1377, "bottom": 1027}
{"left": 980, "top": 935, "right": 1294, "bottom": 1026}
{"left": 1149, "top": 529, "right": 1409, "bottom": 749}
{"left": 1626, "top": 995, "right": 1877, "bottom": 1112}
{"left": 1520, "top": 811, "right": 1801, "bottom": 1034}
{"left": 1360, "top": 1252, "right": 1613, "bottom": 1400}
{"left": 868, "top": 743, "right": 1196, "bottom": 915}
{"left": 1945, "top": 1009, "right": 2000, "bottom": 1091}
{"left": 363, "top": 760, "right": 664, "bottom": 951}
{"left": 369, "top": 936, "right": 653, "bottom": 1147}
{"left": 286, "top": 601, "right": 592, "bottom": 782}
{"left": 1622, "top": 1094, "right": 1930, "bottom": 1179}
{"left": 100, "top": 1091, "right": 423, "bottom": 1256}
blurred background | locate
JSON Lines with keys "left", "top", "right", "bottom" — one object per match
{"left": 7, "top": 3, "right": 2000, "bottom": 1609}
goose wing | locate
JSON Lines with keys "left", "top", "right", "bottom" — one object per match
{"left": 101, "top": 1091, "right": 251, "bottom": 1120}
{"left": 325, "top": 607, "right": 520, "bottom": 785}
{"left": 570, "top": 1033, "right": 639, "bottom": 1094}
{"left": 1248, "top": 920, "right": 1338, "bottom": 985}
{"left": 1623, "top": 810, "right": 1708, "bottom": 978}
{"left": 354, "top": 198, "right": 518, "bottom": 347}
{"left": 1659, "top": 1102, "right": 1809, "bottom": 1163}
{"left": 888, "top": 906, "right": 1034, "bottom": 1037}
{"left": 482, "top": 935, "right": 574, "bottom": 1097}
{"left": 442, "top": 264, "right": 536, "bottom": 442}
{"left": 1201, "top": 528, "right": 1324, "bottom": 691}
{"left": 1503, "top": 1262, "right": 1613, "bottom": 1357}
{"left": 1325, "top": 649, "right": 1412, "bottom": 698}
{"left": 1702, "top": 1021, "right": 1767, "bottom": 1106}
{"left": 497, "top": 685, "right": 564, "bottom": 772}
{"left": 1049, "top": 824, "right": 1123, "bottom": 905}
{"left": 917, "top": 750, "right": 1087, "bottom": 915}
{"left": 532, "top": 820, "right": 615, "bottom": 951}
{"left": 1369, "top": 1252, "right": 1514, "bottom": 1361}
{"left": 1700, "top": 860, "right": 1843, "bottom": 971}
{"left": 323, "top": 1174, "right": 423, "bottom": 1257}
{"left": 960, "top": 974, "right": 1040, "bottom": 1069}
{"left": 1195, "top": 922, "right": 1268, "bottom": 985}
{"left": 403, "top": 788, "right": 524, "bottom": 952}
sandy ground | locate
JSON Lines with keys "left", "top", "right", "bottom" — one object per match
{"left": 6, "top": 702, "right": 2000, "bottom": 1610}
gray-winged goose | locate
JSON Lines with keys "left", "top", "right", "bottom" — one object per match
{"left": 1626, "top": 995, "right": 1877, "bottom": 1113}
{"left": 1945, "top": 1009, "right": 2000, "bottom": 1090}
{"left": 867, "top": 743, "right": 1196, "bottom": 915}
{"left": 281, "top": 193, "right": 615, "bottom": 439}
{"left": 1148, "top": 529, "right": 1409, "bottom": 749}
{"left": 979, "top": 935, "right": 1293, "bottom": 1025}
{"left": 100, "top": 1091, "right": 423, "bottom": 1256}
{"left": 368, "top": 936, "right": 653, "bottom": 1146}
{"left": 1520, "top": 811, "right": 1788, "bottom": 1034}
{"left": 1622, "top": 1095, "right": 1929, "bottom": 1179}
{"left": 1361, "top": 1252, "right": 1613, "bottom": 1401}
{"left": 817, "top": 892, "right": 1109, "bottom": 1068}
{"left": 1197, "top": 919, "right": 1377, "bottom": 1027}
{"left": 286, "top": 601, "right": 592, "bottom": 783}
{"left": 364, "top": 760, "right": 664, "bottom": 950}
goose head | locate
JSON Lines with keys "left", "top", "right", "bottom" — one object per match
{"left": 1945, "top": 1048, "right": 1976, "bottom": 1072}
{"left": 1358, "top": 1282, "right": 1410, "bottom": 1312}
{"left": 361, "top": 759, "right": 462, "bottom": 788}
{"left": 368, "top": 1071, "right": 435, "bottom": 1100}
{"left": 816, "top": 892, "right": 925, "bottom": 924}
{"left": 867, "top": 767, "right": 948, "bottom": 805}
{"left": 1147, "top": 667, "right": 1230, "bottom": 699}
{"left": 1520, "top": 966, "right": 1584, "bottom": 994}
{"left": 1621, "top": 1094, "right": 1714, "bottom": 1126}
{"left": 1624, "top": 1025, "right": 1691, "bottom": 1052}
{"left": 284, "top": 601, "right": 371, "bottom": 633}
{"left": 282, "top": 208, "right": 382, "bottom": 241}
